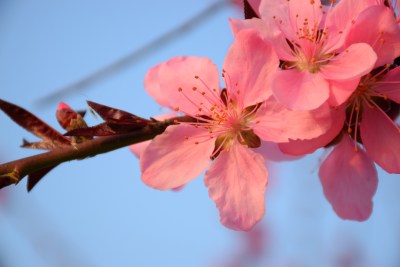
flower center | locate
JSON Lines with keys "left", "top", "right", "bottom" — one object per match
{"left": 326, "top": 65, "right": 400, "bottom": 151}
{"left": 273, "top": 1, "right": 340, "bottom": 73}
{"left": 175, "top": 73, "right": 261, "bottom": 159}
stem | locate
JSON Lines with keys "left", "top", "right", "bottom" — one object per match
{"left": 0, "top": 117, "right": 185, "bottom": 189}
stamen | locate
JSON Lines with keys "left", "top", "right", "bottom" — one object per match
{"left": 195, "top": 75, "right": 225, "bottom": 106}
{"left": 353, "top": 101, "right": 361, "bottom": 150}
{"left": 210, "top": 136, "right": 229, "bottom": 159}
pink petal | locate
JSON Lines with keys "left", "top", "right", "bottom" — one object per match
{"left": 141, "top": 124, "right": 215, "bottom": 190}
{"left": 129, "top": 113, "right": 177, "bottom": 158}
{"left": 325, "top": 0, "right": 379, "bottom": 49}
{"left": 328, "top": 78, "right": 361, "bottom": 107}
{"left": 360, "top": 105, "right": 400, "bottom": 173}
{"left": 229, "top": 18, "right": 269, "bottom": 38}
{"left": 319, "top": 135, "right": 378, "bottom": 221}
{"left": 260, "top": 0, "right": 322, "bottom": 42}
{"left": 229, "top": 18, "right": 296, "bottom": 62}
{"left": 130, "top": 140, "right": 150, "bottom": 158}
{"left": 272, "top": 70, "right": 330, "bottom": 110}
{"left": 346, "top": 5, "right": 400, "bottom": 67}
{"left": 320, "top": 43, "right": 377, "bottom": 81}
{"left": 374, "top": 67, "right": 400, "bottom": 103}
{"left": 286, "top": 0, "right": 323, "bottom": 32}
{"left": 253, "top": 141, "right": 302, "bottom": 162}
{"left": 156, "top": 56, "right": 221, "bottom": 116}
{"left": 253, "top": 98, "right": 333, "bottom": 142}
{"left": 171, "top": 185, "right": 185, "bottom": 192}
{"left": 144, "top": 64, "right": 170, "bottom": 107}
{"left": 259, "top": 0, "right": 289, "bottom": 30}
{"left": 223, "top": 30, "right": 279, "bottom": 107}
{"left": 279, "top": 106, "right": 346, "bottom": 155}
{"left": 204, "top": 142, "right": 268, "bottom": 231}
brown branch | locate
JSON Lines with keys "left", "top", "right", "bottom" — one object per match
{"left": 0, "top": 118, "right": 182, "bottom": 189}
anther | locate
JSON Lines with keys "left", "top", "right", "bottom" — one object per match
{"left": 194, "top": 75, "right": 199, "bottom": 79}
{"left": 192, "top": 87, "right": 197, "bottom": 91}
{"left": 178, "top": 87, "right": 183, "bottom": 92}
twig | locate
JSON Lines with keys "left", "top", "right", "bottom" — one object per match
{"left": 0, "top": 118, "right": 181, "bottom": 189}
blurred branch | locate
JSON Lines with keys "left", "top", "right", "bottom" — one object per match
{"left": 36, "top": 0, "right": 230, "bottom": 106}
{"left": 0, "top": 117, "right": 183, "bottom": 189}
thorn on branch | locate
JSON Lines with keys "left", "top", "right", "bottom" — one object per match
{"left": 0, "top": 172, "right": 20, "bottom": 189}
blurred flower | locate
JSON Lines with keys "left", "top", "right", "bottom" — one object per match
{"left": 139, "top": 30, "right": 332, "bottom": 230}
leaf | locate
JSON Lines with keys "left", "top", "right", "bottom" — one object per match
{"left": 244, "top": 0, "right": 259, "bottom": 20}
{"left": 27, "top": 165, "right": 58, "bottom": 192}
{"left": 64, "top": 123, "right": 117, "bottom": 137}
{"left": 0, "top": 99, "right": 70, "bottom": 145}
{"left": 22, "top": 139, "right": 70, "bottom": 150}
{"left": 56, "top": 102, "right": 87, "bottom": 131}
{"left": 87, "top": 101, "right": 149, "bottom": 126}
{"left": 65, "top": 120, "right": 150, "bottom": 137}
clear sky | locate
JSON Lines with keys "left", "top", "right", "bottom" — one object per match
{"left": 1, "top": 1, "right": 400, "bottom": 267}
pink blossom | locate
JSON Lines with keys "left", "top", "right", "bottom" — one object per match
{"left": 231, "top": 0, "right": 379, "bottom": 110}
{"left": 139, "top": 30, "right": 333, "bottom": 231}
{"left": 281, "top": 66, "right": 400, "bottom": 221}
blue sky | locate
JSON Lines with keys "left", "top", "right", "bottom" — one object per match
{"left": 1, "top": 1, "right": 400, "bottom": 267}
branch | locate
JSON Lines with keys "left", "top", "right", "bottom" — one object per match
{"left": 0, "top": 118, "right": 179, "bottom": 189}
